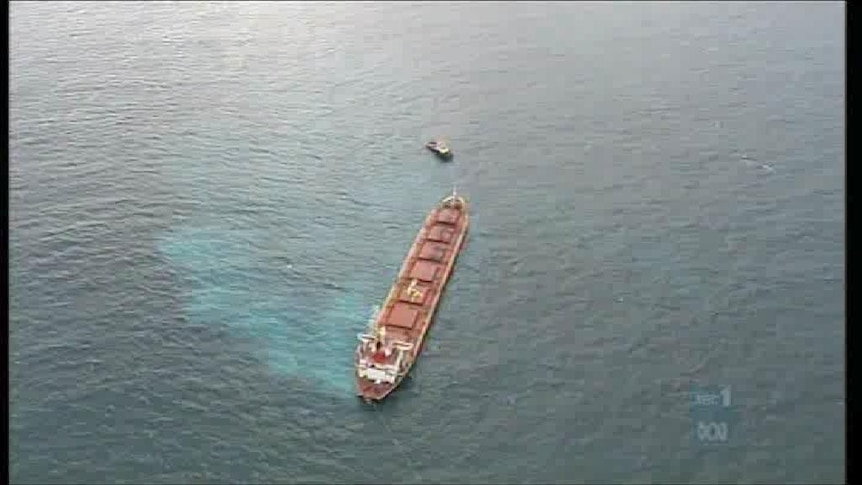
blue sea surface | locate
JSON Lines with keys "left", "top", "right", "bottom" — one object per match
{"left": 10, "top": 2, "right": 844, "bottom": 483}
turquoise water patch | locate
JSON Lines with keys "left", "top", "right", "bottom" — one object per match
{"left": 158, "top": 226, "right": 371, "bottom": 396}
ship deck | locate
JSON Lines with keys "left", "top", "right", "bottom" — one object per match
{"left": 355, "top": 194, "right": 469, "bottom": 400}
{"left": 376, "top": 203, "right": 468, "bottom": 344}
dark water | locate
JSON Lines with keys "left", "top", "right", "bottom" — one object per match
{"left": 10, "top": 2, "right": 844, "bottom": 483}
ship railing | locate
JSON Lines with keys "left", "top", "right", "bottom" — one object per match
{"left": 391, "top": 341, "right": 414, "bottom": 352}
{"left": 357, "top": 353, "right": 409, "bottom": 383}
{"left": 357, "top": 355, "right": 400, "bottom": 379}
{"left": 357, "top": 333, "right": 376, "bottom": 343}
{"left": 358, "top": 358, "right": 394, "bottom": 370}
{"left": 440, "top": 193, "right": 467, "bottom": 209}
{"left": 356, "top": 337, "right": 413, "bottom": 355}
{"left": 358, "top": 366, "right": 397, "bottom": 384}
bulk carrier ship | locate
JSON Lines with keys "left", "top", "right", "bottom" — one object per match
{"left": 355, "top": 189, "right": 469, "bottom": 402}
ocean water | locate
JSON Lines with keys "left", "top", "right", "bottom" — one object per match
{"left": 9, "top": 2, "right": 844, "bottom": 484}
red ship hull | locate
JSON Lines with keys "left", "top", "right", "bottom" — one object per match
{"left": 354, "top": 191, "right": 469, "bottom": 401}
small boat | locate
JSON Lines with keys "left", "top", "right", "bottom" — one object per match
{"left": 425, "top": 140, "right": 453, "bottom": 160}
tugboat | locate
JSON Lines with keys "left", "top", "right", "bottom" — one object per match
{"left": 425, "top": 139, "right": 453, "bottom": 160}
